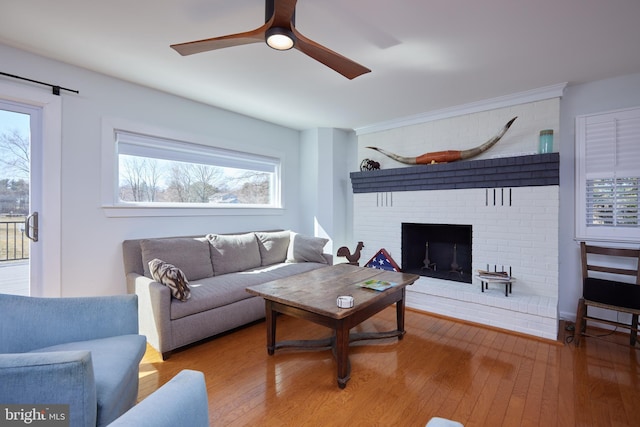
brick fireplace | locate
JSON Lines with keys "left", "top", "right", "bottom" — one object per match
{"left": 350, "top": 154, "right": 560, "bottom": 340}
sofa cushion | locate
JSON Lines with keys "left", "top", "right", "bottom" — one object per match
{"left": 256, "top": 230, "right": 290, "bottom": 266}
{"left": 141, "top": 238, "right": 213, "bottom": 281}
{"left": 286, "top": 232, "right": 329, "bottom": 264}
{"left": 207, "top": 233, "right": 261, "bottom": 275}
{"left": 170, "top": 262, "right": 329, "bottom": 320}
{"left": 148, "top": 258, "right": 191, "bottom": 302}
{"left": 32, "top": 334, "right": 147, "bottom": 427}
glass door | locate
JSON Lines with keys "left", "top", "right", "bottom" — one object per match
{"left": 0, "top": 81, "right": 61, "bottom": 297}
{"left": 0, "top": 101, "right": 39, "bottom": 295}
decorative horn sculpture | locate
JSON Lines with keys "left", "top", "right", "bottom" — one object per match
{"left": 366, "top": 116, "right": 517, "bottom": 165}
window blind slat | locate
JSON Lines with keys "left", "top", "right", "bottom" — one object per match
{"left": 585, "top": 120, "right": 615, "bottom": 174}
{"left": 116, "top": 131, "right": 278, "bottom": 173}
{"left": 616, "top": 117, "right": 640, "bottom": 175}
{"left": 585, "top": 177, "right": 639, "bottom": 227}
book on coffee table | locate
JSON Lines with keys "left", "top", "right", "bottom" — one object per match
{"left": 357, "top": 279, "right": 397, "bottom": 291}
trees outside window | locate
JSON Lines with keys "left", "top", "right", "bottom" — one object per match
{"left": 116, "top": 131, "right": 279, "bottom": 207}
{"left": 0, "top": 127, "right": 29, "bottom": 215}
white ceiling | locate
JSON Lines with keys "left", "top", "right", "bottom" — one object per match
{"left": 1, "top": 0, "right": 639, "bottom": 131}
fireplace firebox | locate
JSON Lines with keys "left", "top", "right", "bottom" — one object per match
{"left": 401, "top": 223, "right": 472, "bottom": 284}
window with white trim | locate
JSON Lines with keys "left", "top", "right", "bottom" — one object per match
{"left": 115, "top": 130, "right": 281, "bottom": 208}
{"left": 575, "top": 107, "right": 640, "bottom": 242}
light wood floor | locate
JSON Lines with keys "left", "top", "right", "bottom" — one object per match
{"left": 138, "top": 307, "right": 640, "bottom": 427}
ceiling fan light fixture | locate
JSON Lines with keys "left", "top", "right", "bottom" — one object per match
{"left": 265, "top": 27, "right": 295, "bottom": 50}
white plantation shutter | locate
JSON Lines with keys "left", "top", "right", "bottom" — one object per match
{"left": 576, "top": 107, "right": 640, "bottom": 242}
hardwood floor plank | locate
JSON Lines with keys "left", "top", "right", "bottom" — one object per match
{"left": 539, "top": 344, "right": 560, "bottom": 427}
{"left": 520, "top": 343, "right": 549, "bottom": 427}
{"left": 137, "top": 307, "right": 640, "bottom": 426}
{"left": 449, "top": 329, "right": 500, "bottom": 425}
{"left": 406, "top": 320, "right": 471, "bottom": 421}
{"left": 427, "top": 324, "right": 483, "bottom": 420}
{"left": 613, "top": 347, "right": 640, "bottom": 426}
{"left": 464, "top": 331, "right": 511, "bottom": 427}
{"left": 557, "top": 334, "right": 576, "bottom": 427}
{"left": 495, "top": 336, "right": 534, "bottom": 426}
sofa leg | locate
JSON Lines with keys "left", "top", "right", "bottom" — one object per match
{"left": 631, "top": 314, "right": 638, "bottom": 346}
{"left": 162, "top": 351, "right": 172, "bottom": 361}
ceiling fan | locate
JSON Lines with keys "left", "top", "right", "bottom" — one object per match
{"left": 170, "top": 0, "right": 371, "bottom": 80}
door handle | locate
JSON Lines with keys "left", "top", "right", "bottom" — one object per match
{"left": 25, "top": 211, "right": 38, "bottom": 242}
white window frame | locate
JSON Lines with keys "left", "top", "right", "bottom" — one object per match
{"left": 575, "top": 106, "right": 640, "bottom": 243}
{"left": 101, "top": 117, "right": 284, "bottom": 217}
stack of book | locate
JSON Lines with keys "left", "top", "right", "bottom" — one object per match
{"left": 477, "top": 270, "right": 512, "bottom": 281}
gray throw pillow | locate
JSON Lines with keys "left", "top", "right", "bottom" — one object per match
{"left": 148, "top": 258, "right": 191, "bottom": 302}
{"left": 207, "top": 233, "right": 261, "bottom": 275}
{"left": 256, "top": 231, "right": 291, "bottom": 266}
{"left": 286, "top": 232, "right": 329, "bottom": 264}
{"left": 140, "top": 238, "right": 214, "bottom": 281}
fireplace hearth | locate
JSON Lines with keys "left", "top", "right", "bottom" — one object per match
{"left": 401, "top": 223, "right": 472, "bottom": 284}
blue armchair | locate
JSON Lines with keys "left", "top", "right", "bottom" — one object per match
{"left": 108, "top": 370, "right": 209, "bottom": 427}
{"left": 0, "top": 294, "right": 147, "bottom": 427}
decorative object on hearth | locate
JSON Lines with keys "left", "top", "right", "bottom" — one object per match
{"left": 359, "top": 158, "right": 381, "bottom": 171}
{"left": 337, "top": 241, "right": 364, "bottom": 266}
{"left": 365, "top": 248, "right": 401, "bottom": 272}
{"left": 450, "top": 243, "right": 463, "bottom": 276}
{"left": 422, "top": 242, "right": 436, "bottom": 271}
{"left": 170, "top": 0, "right": 371, "bottom": 80}
{"left": 366, "top": 116, "right": 517, "bottom": 165}
{"left": 476, "top": 268, "right": 515, "bottom": 297}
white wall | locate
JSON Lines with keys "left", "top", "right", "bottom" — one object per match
{"left": 0, "top": 43, "right": 311, "bottom": 297}
{"left": 558, "top": 72, "right": 640, "bottom": 321}
{"left": 300, "top": 127, "right": 357, "bottom": 256}
{"left": 360, "top": 99, "right": 560, "bottom": 168}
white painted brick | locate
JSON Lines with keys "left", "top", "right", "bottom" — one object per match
{"left": 354, "top": 185, "right": 559, "bottom": 338}
{"left": 355, "top": 101, "right": 560, "bottom": 339}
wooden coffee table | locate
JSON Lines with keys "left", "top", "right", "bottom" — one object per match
{"left": 246, "top": 263, "right": 420, "bottom": 388}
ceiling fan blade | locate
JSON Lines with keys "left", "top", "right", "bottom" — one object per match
{"left": 291, "top": 29, "right": 371, "bottom": 79}
{"left": 270, "top": 0, "right": 298, "bottom": 28}
{"left": 171, "top": 24, "right": 269, "bottom": 56}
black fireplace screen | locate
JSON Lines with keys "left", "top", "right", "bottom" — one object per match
{"left": 401, "top": 223, "right": 472, "bottom": 284}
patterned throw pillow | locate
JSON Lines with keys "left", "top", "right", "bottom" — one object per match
{"left": 148, "top": 258, "right": 191, "bottom": 302}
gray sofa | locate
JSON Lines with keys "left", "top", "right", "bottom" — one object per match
{"left": 122, "top": 230, "right": 332, "bottom": 359}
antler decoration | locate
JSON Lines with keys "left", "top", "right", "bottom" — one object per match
{"left": 367, "top": 117, "right": 517, "bottom": 165}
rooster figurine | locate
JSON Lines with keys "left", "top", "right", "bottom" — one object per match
{"left": 337, "top": 241, "right": 364, "bottom": 266}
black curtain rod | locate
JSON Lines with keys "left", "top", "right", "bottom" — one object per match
{"left": 0, "top": 71, "right": 79, "bottom": 96}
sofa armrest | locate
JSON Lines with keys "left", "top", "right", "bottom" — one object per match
{"left": 108, "top": 370, "right": 209, "bottom": 427}
{"left": 131, "top": 273, "right": 172, "bottom": 356}
{"left": 0, "top": 351, "right": 97, "bottom": 427}
{"left": 0, "top": 294, "right": 139, "bottom": 353}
